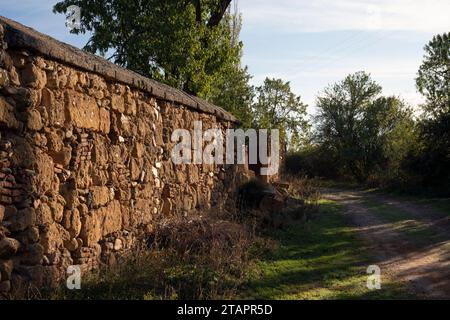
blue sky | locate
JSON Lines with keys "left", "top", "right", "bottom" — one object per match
{"left": 1, "top": 0, "right": 449, "bottom": 112}
{"left": 239, "top": 0, "right": 450, "bottom": 112}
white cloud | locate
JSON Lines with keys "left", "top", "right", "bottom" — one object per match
{"left": 240, "top": 0, "right": 450, "bottom": 33}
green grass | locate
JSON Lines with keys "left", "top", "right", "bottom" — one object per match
{"left": 309, "top": 178, "right": 363, "bottom": 190}
{"left": 241, "top": 200, "right": 407, "bottom": 299}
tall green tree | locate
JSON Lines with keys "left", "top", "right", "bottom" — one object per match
{"left": 416, "top": 32, "right": 450, "bottom": 117}
{"left": 54, "top": 0, "right": 237, "bottom": 97}
{"left": 252, "top": 78, "right": 309, "bottom": 149}
{"left": 315, "top": 72, "right": 414, "bottom": 182}
{"left": 407, "top": 32, "right": 450, "bottom": 194}
{"left": 210, "top": 9, "right": 255, "bottom": 128}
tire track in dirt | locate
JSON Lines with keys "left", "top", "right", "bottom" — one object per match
{"left": 322, "top": 189, "right": 450, "bottom": 299}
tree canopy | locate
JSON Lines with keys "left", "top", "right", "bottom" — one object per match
{"left": 315, "top": 72, "right": 414, "bottom": 181}
{"left": 252, "top": 78, "right": 309, "bottom": 149}
{"left": 416, "top": 32, "right": 450, "bottom": 117}
{"left": 54, "top": 0, "right": 238, "bottom": 98}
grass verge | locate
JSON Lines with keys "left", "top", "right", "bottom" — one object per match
{"left": 241, "top": 199, "right": 407, "bottom": 299}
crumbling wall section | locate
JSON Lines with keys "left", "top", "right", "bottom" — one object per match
{"left": 0, "top": 18, "right": 246, "bottom": 294}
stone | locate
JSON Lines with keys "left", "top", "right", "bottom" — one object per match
{"left": 27, "top": 227, "right": 40, "bottom": 243}
{"left": 27, "top": 108, "right": 43, "bottom": 131}
{"left": 111, "top": 95, "right": 125, "bottom": 113}
{"left": 46, "top": 130, "right": 64, "bottom": 153}
{"left": 41, "top": 88, "right": 66, "bottom": 126}
{"left": 4, "top": 205, "right": 17, "bottom": 221}
{"left": 40, "top": 223, "right": 69, "bottom": 254}
{"left": 15, "top": 226, "right": 40, "bottom": 244}
{"left": 0, "top": 50, "right": 13, "bottom": 70}
{"left": 51, "top": 201, "right": 64, "bottom": 223}
{"left": 36, "top": 201, "right": 53, "bottom": 226}
{"left": 132, "top": 142, "right": 145, "bottom": 158}
{"left": 125, "top": 99, "right": 137, "bottom": 115}
{"left": 0, "top": 22, "right": 243, "bottom": 291}
{"left": 113, "top": 238, "right": 122, "bottom": 251}
{"left": 0, "top": 237, "right": 20, "bottom": 258}
{"left": 62, "top": 208, "right": 82, "bottom": 238}
{"left": 0, "top": 96, "right": 20, "bottom": 129}
{"left": 151, "top": 166, "right": 158, "bottom": 178}
{"left": 65, "top": 90, "right": 100, "bottom": 131}
{"left": 0, "top": 259, "right": 13, "bottom": 280}
{"left": 8, "top": 208, "right": 36, "bottom": 233}
{"left": 0, "top": 280, "right": 11, "bottom": 292}
{"left": 130, "top": 158, "right": 141, "bottom": 181}
{"left": 21, "top": 243, "right": 44, "bottom": 265}
{"left": 183, "top": 196, "right": 193, "bottom": 211}
{"left": 92, "top": 137, "right": 109, "bottom": 165}
{"left": 0, "top": 68, "right": 9, "bottom": 88}
{"left": 21, "top": 63, "right": 47, "bottom": 89}
{"left": 99, "top": 200, "right": 122, "bottom": 237}
{"left": 66, "top": 70, "right": 78, "bottom": 89}
{"left": 80, "top": 212, "right": 101, "bottom": 247}
{"left": 8, "top": 67, "right": 20, "bottom": 86}
{"left": 50, "top": 145, "right": 72, "bottom": 167}
{"left": 32, "top": 152, "right": 54, "bottom": 195}
{"left": 47, "top": 68, "right": 68, "bottom": 89}
{"left": 91, "top": 186, "right": 110, "bottom": 208}
{"left": 99, "top": 107, "right": 110, "bottom": 134}
{"left": 188, "top": 166, "right": 199, "bottom": 183}
{"left": 161, "top": 199, "right": 173, "bottom": 215}
{"left": 64, "top": 238, "right": 79, "bottom": 252}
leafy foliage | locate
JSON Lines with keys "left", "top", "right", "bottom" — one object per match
{"left": 54, "top": 0, "right": 238, "bottom": 98}
{"left": 210, "top": 12, "right": 255, "bottom": 128}
{"left": 399, "top": 32, "right": 450, "bottom": 195}
{"left": 314, "top": 72, "right": 414, "bottom": 182}
{"left": 416, "top": 32, "right": 450, "bottom": 117}
{"left": 252, "top": 78, "right": 309, "bottom": 148}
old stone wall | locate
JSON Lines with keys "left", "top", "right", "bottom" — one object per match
{"left": 0, "top": 17, "right": 246, "bottom": 294}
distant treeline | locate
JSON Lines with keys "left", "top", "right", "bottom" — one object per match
{"left": 285, "top": 33, "right": 450, "bottom": 196}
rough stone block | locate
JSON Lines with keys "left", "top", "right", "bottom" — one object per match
{"left": 65, "top": 90, "right": 100, "bottom": 131}
{"left": 0, "top": 237, "right": 20, "bottom": 259}
{"left": 0, "top": 96, "right": 20, "bottom": 129}
{"left": 111, "top": 95, "right": 125, "bottom": 113}
{"left": 91, "top": 186, "right": 110, "bottom": 208}
{"left": 21, "top": 63, "right": 46, "bottom": 89}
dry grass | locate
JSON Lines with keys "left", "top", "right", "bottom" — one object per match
{"left": 49, "top": 215, "right": 257, "bottom": 300}
{"left": 283, "top": 175, "right": 321, "bottom": 204}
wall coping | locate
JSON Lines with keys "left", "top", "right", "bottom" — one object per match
{"left": 0, "top": 16, "right": 237, "bottom": 123}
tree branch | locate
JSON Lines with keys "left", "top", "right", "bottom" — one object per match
{"left": 193, "top": 0, "right": 202, "bottom": 24}
{"left": 207, "top": 0, "right": 232, "bottom": 27}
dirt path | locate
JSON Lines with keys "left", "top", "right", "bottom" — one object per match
{"left": 322, "top": 189, "right": 450, "bottom": 299}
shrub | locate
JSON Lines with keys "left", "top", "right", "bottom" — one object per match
{"left": 49, "top": 216, "right": 253, "bottom": 300}
{"left": 284, "top": 146, "right": 342, "bottom": 179}
{"left": 237, "top": 179, "right": 272, "bottom": 210}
